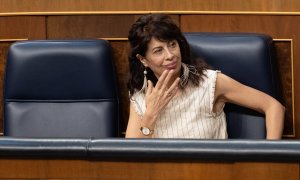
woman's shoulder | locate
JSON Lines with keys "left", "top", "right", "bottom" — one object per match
{"left": 202, "top": 69, "right": 220, "bottom": 79}
{"left": 204, "top": 68, "right": 219, "bottom": 74}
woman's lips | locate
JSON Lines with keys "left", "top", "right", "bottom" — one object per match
{"left": 164, "top": 62, "right": 177, "bottom": 69}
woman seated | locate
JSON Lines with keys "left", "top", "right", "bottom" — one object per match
{"left": 125, "top": 14, "right": 285, "bottom": 139}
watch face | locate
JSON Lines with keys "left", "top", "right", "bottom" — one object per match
{"left": 141, "top": 127, "right": 150, "bottom": 135}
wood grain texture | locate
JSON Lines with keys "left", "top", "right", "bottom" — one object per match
{"left": 234, "top": 162, "right": 299, "bottom": 180}
{"left": 47, "top": 15, "right": 136, "bottom": 39}
{"left": 0, "top": 158, "right": 298, "bottom": 179}
{"left": 0, "top": 16, "right": 46, "bottom": 39}
{"left": 274, "top": 41, "right": 294, "bottom": 136}
{"left": 110, "top": 41, "right": 130, "bottom": 135}
{"left": 1, "top": 0, "right": 300, "bottom": 13}
{"left": 0, "top": 43, "right": 10, "bottom": 134}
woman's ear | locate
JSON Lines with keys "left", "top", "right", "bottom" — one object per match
{"left": 136, "top": 54, "right": 148, "bottom": 67}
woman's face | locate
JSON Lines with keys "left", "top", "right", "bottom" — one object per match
{"left": 139, "top": 37, "right": 182, "bottom": 79}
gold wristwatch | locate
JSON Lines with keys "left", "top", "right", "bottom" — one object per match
{"left": 140, "top": 126, "right": 154, "bottom": 136}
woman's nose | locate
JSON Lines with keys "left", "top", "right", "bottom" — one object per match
{"left": 165, "top": 48, "right": 174, "bottom": 59}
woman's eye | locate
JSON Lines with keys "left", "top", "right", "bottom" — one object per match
{"left": 154, "top": 49, "right": 162, "bottom": 54}
{"left": 169, "top": 42, "right": 177, "bottom": 48}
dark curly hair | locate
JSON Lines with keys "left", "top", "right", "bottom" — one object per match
{"left": 127, "top": 14, "right": 207, "bottom": 96}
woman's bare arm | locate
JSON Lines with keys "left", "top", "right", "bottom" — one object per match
{"left": 214, "top": 73, "right": 285, "bottom": 139}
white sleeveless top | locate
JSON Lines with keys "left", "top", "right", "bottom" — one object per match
{"left": 130, "top": 69, "right": 228, "bottom": 139}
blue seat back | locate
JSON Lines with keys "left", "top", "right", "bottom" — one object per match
{"left": 185, "top": 33, "right": 280, "bottom": 139}
{"left": 4, "top": 40, "right": 119, "bottom": 138}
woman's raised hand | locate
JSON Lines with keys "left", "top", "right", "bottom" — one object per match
{"left": 144, "top": 70, "right": 180, "bottom": 120}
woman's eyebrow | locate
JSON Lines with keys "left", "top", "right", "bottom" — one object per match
{"left": 151, "top": 46, "right": 162, "bottom": 51}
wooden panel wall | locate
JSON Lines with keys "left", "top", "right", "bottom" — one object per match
{"left": 0, "top": 1, "right": 299, "bottom": 138}
{"left": 1, "top": 0, "right": 300, "bottom": 12}
{"left": 47, "top": 15, "right": 136, "bottom": 38}
{"left": 0, "top": 158, "right": 298, "bottom": 179}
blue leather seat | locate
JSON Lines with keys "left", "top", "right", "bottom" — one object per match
{"left": 185, "top": 33, "right": 281, "bottom": 139}
{"left": 4, "top": 40, "right": 119, "bottom": 138}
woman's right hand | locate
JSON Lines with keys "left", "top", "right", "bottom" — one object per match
{"left": 142, "top": 70, "right": 180, "bottom": 128}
